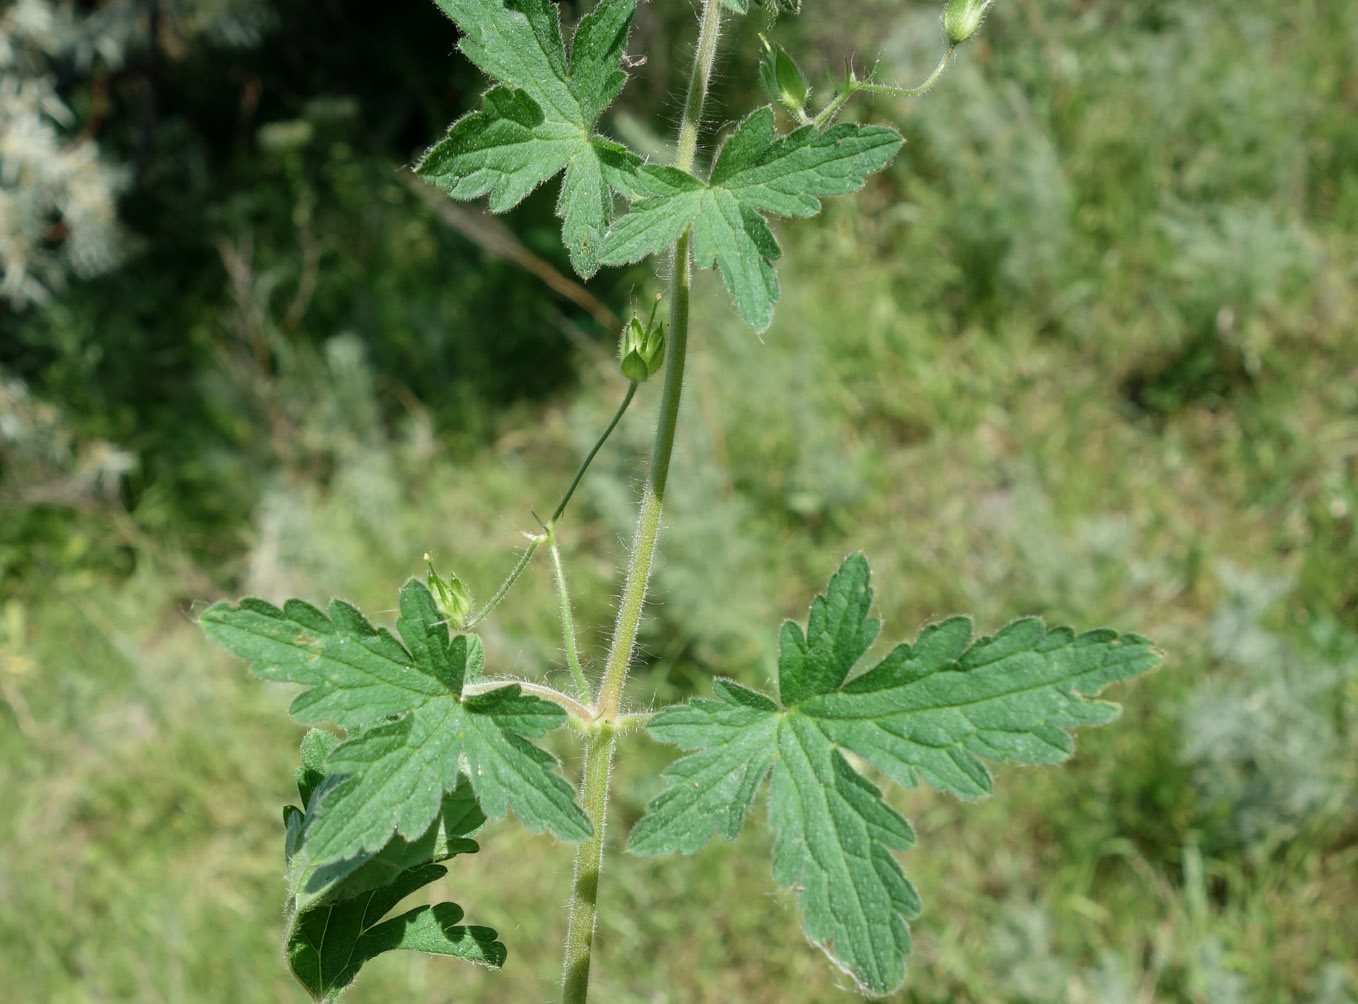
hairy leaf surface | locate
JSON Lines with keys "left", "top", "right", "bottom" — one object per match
{"left": 279, "top": 731, "right": 501, "bottom": 1001}
{"left": 418, "top": 0, "right": 642, "bottom": 277}
{"left": 600, "top": 107, "right": 902, "bottom": 330}
{"left": 201, "top": 580, "right": 591, "bottom": 867}
{"left": 284, "top": 729, "right": 487, "bottom": 911}
{"left": 629, "top": 553, "right": 1159, "bottom": 995}
{"left": 287, "top": 861, "right": 504, "bottom": 1001}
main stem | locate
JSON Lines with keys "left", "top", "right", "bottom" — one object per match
{"left": 559, "top": 4, "right": 722, "bottom": 1002}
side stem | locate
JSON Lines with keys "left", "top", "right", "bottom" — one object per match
{"left": 812, "top": 46, "right": 956, "bottom": 129}
{"left": 548, "top": 530, "right": 591, "bottom": 701}
{"left": 550, "top": 381, "right": 637, "bottom": 528}
{"left": 559, "top": 4, "right": 723, "bottom": 1003}
{"left": 465, "top": 381, "right": 636, "bottom": 630}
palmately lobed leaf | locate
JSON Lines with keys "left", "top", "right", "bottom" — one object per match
{"left": 285, "top": 729, "right": 487, "bottom": 911}
{"left": 600, "top": 107, "right": 903, "bottom": 330}
{"left": 278, "top": 730, "right": 502, "bottom": 1001}
{"left": 202, "top": 579, "right": 591, "bottom": 868}
{"left": 628, "top": 553, "right": 1159, "bottom": 995}
{"left": 287, "top": 862, "right": 505, "bottom": 1001}
{"left": 419, "top": 0, "right": 644, "bottom": 277}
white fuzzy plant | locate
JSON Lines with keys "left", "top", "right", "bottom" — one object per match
{"left": 0, "top": 0, "right": 138, "bottom": 308}
{"left": 0, "top": 0, "right": 270, "bottom": 309}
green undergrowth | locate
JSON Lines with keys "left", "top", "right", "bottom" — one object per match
{"left": 2, "top": 0, "right": 1356, "bottom": 1001}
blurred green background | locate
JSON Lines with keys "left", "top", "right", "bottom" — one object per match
{"left": 2, "top": 0, "right": 1356, "bottom": 1001}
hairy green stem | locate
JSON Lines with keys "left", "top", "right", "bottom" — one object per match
{"left": 557, "top": 233, "right": 694, "bottom": 1003}
{"left": 463, "top": 539, "right": 539, "bottom": 629}
{"left": 465, "top": 381, "right": 637, "bottom": 629}
{"left": 594, "top": 0, "right": 715, "bottom": 721}
{"left": 550, "top": 381, "right": 637, "bottom": 528}
{"left": 594, "top": 235, "right": 691, "bottom": 722}
{"left": 859, "top": 46, "right": 955, "bottom": 98}
{"left": 812, "top": 46, "right": 955, "bottom": 129}
{"left": 560, "top": 729, "right": 614, "bottom": 1003}
{"left": 548, "top": 530, "right": 591, "bottom": 701}
{"left": 560, "top": 4, "right": 722, "bottom": 1002}
{"left": 674, "top": 0, "right": 725, "bottom": 175}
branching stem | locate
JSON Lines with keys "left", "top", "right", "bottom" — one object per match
{"left": 550, "top": 381, "right": 637, "bottom": 528}
{"left": 560, "top": 3, "right": 723, "bottom": 1002}
{"left": 465, "top": 381, "right": 637, "bottom": 629}
{"left": 463, "top": 538, "right": 539, "bottom": 629}
{"left": 812, "top": 46, "right": 955, "bottom": 129}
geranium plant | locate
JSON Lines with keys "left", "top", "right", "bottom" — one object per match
{"left": 202, "top": 1, "right": 1157, "bottom": 1000}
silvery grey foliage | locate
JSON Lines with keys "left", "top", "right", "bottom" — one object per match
{"left": 0, "top": 0, "right": 134, "bottom": 307}
{"left": 1181, "top": 563, "right": 1358, "bottom": 847}
{"left": 0, "top": 0, "right": 270, "bottom": 309}
{"left": 0, "top": 368, "right": 134, "bottom": 508}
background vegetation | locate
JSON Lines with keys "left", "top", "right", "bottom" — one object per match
{"left": 2, "top": 1, "right": 1356, "bottom": 1001}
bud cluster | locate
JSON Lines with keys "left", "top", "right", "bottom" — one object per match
{"left": 758, "top": 36, "right": 810, "bottom": 118}
{"left": 618, "top": 301, "right": 665, "bottom": 382}
{"left": 424, "top": 554, "right": 472, "bottom": 625}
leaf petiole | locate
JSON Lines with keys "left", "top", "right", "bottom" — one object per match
{"left": 462, "top": 678, "right": 594, "bottom": 723}
{"left": 611, "top": 711, "right": 652, "bottom": 732}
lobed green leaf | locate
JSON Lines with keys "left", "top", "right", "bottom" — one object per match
{"left": 287, "top": 862, "right": 504, "bottom": 1001}
{"left": 601, "top": 108, "right": 902, "bottom": 330}
{"left": 202, "top": 579, "right": 590, "bottom": 868}
{"left": 277, "top": 731, "right": 503, "bottom": 1000}
{"left": 420, "top": 0, "right": 643, "bottom": 277}
{"left": 628, "top": 553, "right": 1159, "bottom": 995}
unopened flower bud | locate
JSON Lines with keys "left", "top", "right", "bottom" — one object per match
{"left": 943, "top": 0, "right": 995, "bottom": 45}
{"left": 618, "top": 313, "right": 665, "bottom": 382}
{"left": 758, "top": 36, "right": 810, "bottom": 116}
{"left": 620, "top": 349, "right": 650, "bottom": 383}
{"left": 424, "top": 553, "right": 471, "bottom": 625}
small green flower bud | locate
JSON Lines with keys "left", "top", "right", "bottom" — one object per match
{"left": 620, "top": 349, "right": 650, "bottom": 383}
{"left": 618, "top": 312, "right": 665, "bottom": 382}
{"left": 619, "top": 317, "right": 648, "bottom": 378}
{"left": 942, "top": 0, "right": 995, "bottom": 45}
{"left": 758, "top": 36, "right": 809, "bottom": 116}
{"left": 640, "top": 320, "right": 664, "bottom": 373}
{"left": 424, "top": 553, "right": 471, "bottom": 625}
